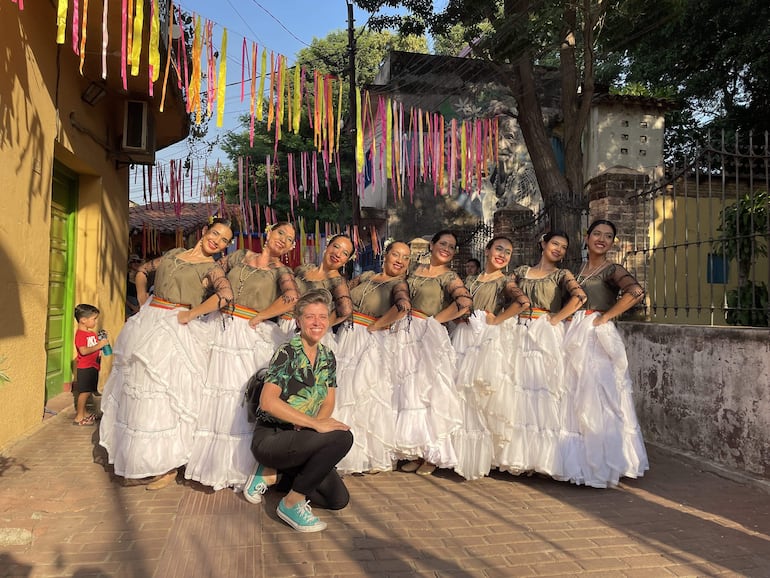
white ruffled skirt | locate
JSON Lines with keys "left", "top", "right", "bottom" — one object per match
{"left": 450, "top": 313, "right": 495, "bottom": 480}
{"left": 562, "top": 311, "right": 649, "bottom": 487}
{"left": 389, "top": 316, "right": 461, "bottom": 469}
{"left": 482, "top": 315, "right": 583, "bottom": 481}
{"left": 184, "top": 315, "right": 283, "bottom": 490}
{"left": 99, "top": 301, "right": 211, "bottom": 479}
{"left": 333, "top": 323, "right": 396, "bottom": 474}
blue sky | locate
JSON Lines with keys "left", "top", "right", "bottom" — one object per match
{"left": 130, "top": 0, "right": 410, "bottom": 203}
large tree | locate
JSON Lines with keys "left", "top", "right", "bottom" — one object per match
{"left": 605, "top": 0, "right": 770, "bottom": 152}
{"left": 355, "top": 0, "right": 670, "bottom": 240}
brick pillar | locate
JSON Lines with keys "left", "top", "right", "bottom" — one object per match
{"left": 585, "top": 168, "right": 649, "bottom": 317}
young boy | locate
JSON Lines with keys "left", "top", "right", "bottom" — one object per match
{"left": 73, "top": 304, "right": 110, "bottom": 426}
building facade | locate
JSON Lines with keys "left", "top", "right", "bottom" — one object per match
{"left": 0, "top": 2, "right": 188, "bottom": 447}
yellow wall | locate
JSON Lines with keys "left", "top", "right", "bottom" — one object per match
{"left": 648, "top": 195, "right": 769, "bottom": 326}
{"left": 0, "top": 4, "right": 128, "bottom": 447}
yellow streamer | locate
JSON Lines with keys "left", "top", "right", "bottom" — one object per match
{"left": 277, "top": 55, "right": 286, "bottom": 140}
{"left": 216, "top": 29, "right": 227, "bottom": 127}
{"left": 79, "top": 0, "right": 89, "bottom": 74}
{"left": 130, "top": 0, "right": 144, "bottom": 77}
{"left": 190, "top": 16, "right": 202, "bottom": 124}
{"left": 257, "top": 49, "right": 267, "bottom": 121}
{"left": 149, "top": 0, "right": 160, "bottom": 82}
{"left": 127, "top": 0, "right": 134, "bottom": 65}
{"left": 56, "top": 0, "right": 68, "bottom": 44}
{"left": 355, "top": 87, "right": 364, "bottom": 174}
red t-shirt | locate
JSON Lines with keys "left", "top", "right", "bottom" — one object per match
{"left": 75, "top": 329, "right": 101, "bottom": 370}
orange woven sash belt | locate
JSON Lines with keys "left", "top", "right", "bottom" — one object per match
{"left": 566, "top": 309, "right": 604, "bottom": 321}
{"left": 410, "top": 309, "right": 428, "bottom": 320}
{"left": 150, "top": 297, "right": 191, "bottom": 310}
{"left": 231, "top": 304, "right": 259, "bottom": 320}
{"left": 352, "top": 311, "right": 376, "bottom": 326}
{"left": 519, "top": 307, "right": 549, "bottom": 320}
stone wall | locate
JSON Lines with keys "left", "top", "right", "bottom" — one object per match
{"left": 619, "top": 322, "right": 770, "bottom": 479}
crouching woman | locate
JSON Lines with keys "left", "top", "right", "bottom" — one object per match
{"left": 244, "top": 288, "right": 353, "bottom": 533}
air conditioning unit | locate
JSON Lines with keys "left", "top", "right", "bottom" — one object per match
{"left": 121, "top": 100, "right": 155, "bottom": 154}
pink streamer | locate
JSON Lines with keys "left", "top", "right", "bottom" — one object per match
{"left": 121, "top": 0, "right": 128, "bottom": 90}
{"left": 72, "top": 0, "right": 80, "bottom": 55}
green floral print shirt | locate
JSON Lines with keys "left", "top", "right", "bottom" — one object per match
{"left": 258, "top": 335, "right": 337, "bottom": 425}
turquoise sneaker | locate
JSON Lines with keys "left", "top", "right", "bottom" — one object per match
{"left": 243, "top": 463, "right": 269, "bottom": 504}
{"left": 276, "top": 498, "right": 327, "bottom": 532}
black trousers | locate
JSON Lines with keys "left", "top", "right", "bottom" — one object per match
{"left": 251, "top": 424, "right": 353, "bottom": 510}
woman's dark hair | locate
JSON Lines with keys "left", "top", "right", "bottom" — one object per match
{"left": 586, "top": 219, "right": 617, "bottom": 238}
{"left": 207, "top": 218, "right": 235, "bottom": 244}
{"left": 430, "top": 230, "right": 458, "bottom": 246}
{"left": 384, "top": 240, "right": 409, "bottom": 254}
{"left": 209, "top": 217, "right": 233, "bottom": 229}
{"left": 485, "top": 235, "right": 514, "bottom": 250}
{"left": 267, "top": 221, "right": 297, "bottom": 236}
{"left": 541, "top": 230, "right": 570, "bottom": 246}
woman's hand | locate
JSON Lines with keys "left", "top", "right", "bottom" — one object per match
{"left": 592, "top": 314, "right": 609, "bottom": 326}
{"left": 312, "top": 417, "right": 350, "bottom": 433}
{"left": 248, "top": 314, "right": 262, "bottom": 328}
{"left": 177, "top": 310, "right": 193, "bottom": 325}
{"left": 137, "top": 292, "right": 149, "bottom": 307}
{"left": 547, "top": 314, "right": 560, "bottom": 327}
{"left": 485, "top": 311, "right": 498, "bottom": 325}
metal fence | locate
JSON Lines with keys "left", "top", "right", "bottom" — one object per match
{"left": 625, "top": 132, "right": 770, "bottom": 327}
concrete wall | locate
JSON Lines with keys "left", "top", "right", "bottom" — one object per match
{"left": 619, "top": 322, "right": 770, "bottom": 479}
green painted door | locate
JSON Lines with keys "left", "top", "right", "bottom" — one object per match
{"left": 45, "top": 164, "right": 77, "bottom": 400}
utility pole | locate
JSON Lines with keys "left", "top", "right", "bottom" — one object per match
{"left": 347, "top": 0, "right": 360, "bottom": 228}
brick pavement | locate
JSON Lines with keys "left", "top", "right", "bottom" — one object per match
{"left": 1, "top": 398, "right": 770, "bottom": 578}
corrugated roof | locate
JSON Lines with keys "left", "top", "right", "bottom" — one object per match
{"left": 129, "top": 202, "right": 235, "bottom": 234}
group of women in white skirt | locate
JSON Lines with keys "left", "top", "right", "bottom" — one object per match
{"left": 99, "top": 216, "right": 648, "bottom": 496}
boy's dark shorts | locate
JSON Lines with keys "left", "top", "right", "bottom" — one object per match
{"left": 75, "top": 367, "right": 99, "bottom": 394}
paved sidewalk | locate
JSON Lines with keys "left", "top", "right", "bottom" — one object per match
{"left": 1, "top": 397, "right": 770, "bottom": 578}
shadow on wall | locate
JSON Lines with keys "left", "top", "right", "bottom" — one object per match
{"left": 1, "top": 5, "right": 52, "bottom": 225}
{"left": 0, "top": 242, "right": 25, "bottom": 339}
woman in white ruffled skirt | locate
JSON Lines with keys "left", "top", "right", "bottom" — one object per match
{"left": 99, "top": 220, "right": 234, "bottom": 489}
{"left": 563, "top": 219, "right": 649, "bottom": 488}
{"left": 391, "top": 230, "right": 472, "bottom": 477}
{"left": 451, "top": 236, "right": 530, "bottom": 480}
{"left": 185, "top": 222, "right": 300, "bottom": 491}
{"left": 333, "top": 241, "right": 412, "bottom": 475}
{"left": 503, "top": 231, "right": 586, "bottom": 481}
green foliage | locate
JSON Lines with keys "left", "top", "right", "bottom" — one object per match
{"left": 714, "top": 190, "right": 770, "bottom": 326}
{"left": 725, "top": 283, "right": 769, "bottom": 327}
{"left": 219, "top": 114, "right": 354, "bottom": 225}
{"left": 714, "top": 191, "right": 769, "bottom": 274}
{"left": 297, "top": 27, "right": 427, "bottom": 87}
{"left": 611, "top": 0, "right": 770, "bottom": 138}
